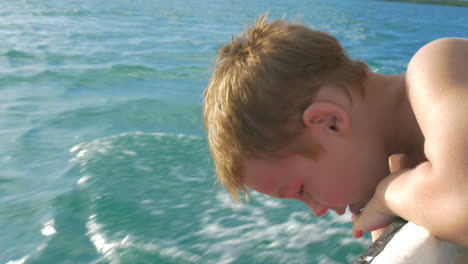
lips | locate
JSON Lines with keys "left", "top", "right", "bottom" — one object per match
{"left": 328, "top": 206, "right": 346, "bottom": 215}
{"left": 317, "top": 206, "right": 347, "bottom": 216}
{"left": 315, "top": 206, "right": 329, "bottom": 217}
{"left": 335, "top": 207, "right": 346, "bottom": 215}
{"left": 326, "top": 205, "right": 363, "bottom": 216}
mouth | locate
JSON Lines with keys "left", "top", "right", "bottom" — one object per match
{"left": 328, "top": 203, "right": 365, "bottom": 216}
{"left": 330, "top": 206, "right": 346, "bottom": 215}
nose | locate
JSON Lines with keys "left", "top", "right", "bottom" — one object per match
{"left": 306, "top": 202, "right": 329, "bottom": 217}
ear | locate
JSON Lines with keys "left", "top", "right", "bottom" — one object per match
{"left": 302, "top": 102, "right": 350, "bottom": 134}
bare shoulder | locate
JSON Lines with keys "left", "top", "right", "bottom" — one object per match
{"left": 407, "top": 38, "right": 468, "bottom": 97}
{"left": 402, "top": 39, "right": 468, "bottom": 245}
{"left": 405, "top": 38, "right": 468, "bottom": 125}
{"left": 405, "top": 38, "right": 468, "bottom": 170}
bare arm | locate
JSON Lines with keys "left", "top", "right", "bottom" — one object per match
{"left": 353, "top": 38, "right": 468, "bottom": 246}
{"left": 406, "top": 38, "right": 468, "bottom": 176}
{"left": 387, "top": 38, "right": 468, "bottom": 246}
{"left": 370, "top": 154, "right": 425, "bottom": 242}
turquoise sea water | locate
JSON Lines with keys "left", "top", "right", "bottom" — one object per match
{"left": 1, "top": 0, "right": 467, "bottom": 263}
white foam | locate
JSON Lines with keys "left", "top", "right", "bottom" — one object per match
{"left": 77, "top": 175, "right": 90, "bottom": 185}
{"left": 317, "top": 255, "right": 341, "bottom": 264}
{"left": 340, "top": 236, "right": 369, "bottom": 247}
{"left": 122, "top": 150, "right": 137, "bottom": 156}
{"left": 215, "top": 192, "right": 246, "bottom": 211}
{"left": 132, "top": 163, "right": 152, "bottom": 172}
{"left": 140, "top": 199, "right": 153, "bottom": 204}
{"left": 86, "top": 214, "right": 207, "bottom": 264}
{"left": 85, "top": 214, "right": 124, "bottom": 263}
{"left": 41, "top": 220, "right": 56, "bottom": 236}
{"left": 137, "top": 243, "right": 201, "bottom": 263}
{"left": 86, "top": 215, "right": 116, "bottom": 256}
{"left": 251, "top": 192, "right": 283, "bottom": 209}
{"left": 150, "top": 210, "right": 165, "bottom": 215}
{"left": 192, "top": 190, "right": 371, "bottom": 263}
{"left": 195, "top": 206, "right": 326, "bottom": 262}
{"left": 69, "top": 144, "right": 82, "bottom": 153}
{"left": 6, "top": 256, "right": 29, "bottom": 264}
{"left": 76, "top": 149, "right": 87, "bottom": 158}
{"left": 172, "top": 203, "right": 189, "bottom": 209}
{"left": 170, "top": 165, "right": 206, "bottom": 183}
{"left": 120, "top": 235, "right": 130, "bottom": 245}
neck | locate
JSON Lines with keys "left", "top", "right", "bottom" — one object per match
{"left": 364, "top": 71, "right": 425, "bottom": 158}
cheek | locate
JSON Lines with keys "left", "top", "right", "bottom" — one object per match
{"left": 322, "top": 186, "right": 355, "bottom": 204}
{"left": 307, "top": 173, "right": 352, "bottom": 204}
{"left": 314, "top": 165, "right": 366, "bottom": 204}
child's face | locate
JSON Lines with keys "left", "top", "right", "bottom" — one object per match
{"left": 241, "top": 143, "right": 389, "bottom": 217}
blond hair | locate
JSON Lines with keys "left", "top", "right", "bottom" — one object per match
{"left": 203, "top": 14, "right": 368, "bottom": 201}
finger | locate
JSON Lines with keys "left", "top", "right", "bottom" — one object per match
{"left": 352, "top": 203, "right": 395, "bottom": 238}
{"left": 351, "top": 214, "right": 363, "bottom": 238}
{"left": 352, "top": 220, "right": 362, "bottom": 238}
{"left": 351, "top": 213, "right": 359, "bottom": 222}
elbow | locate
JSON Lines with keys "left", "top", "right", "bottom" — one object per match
{"left": 451, "top": 203, "right": 468, "bottom": 247}
{"left": 425, "top": 164, "right": 468, "bottom": 247}
{"left": 430, "top": 200, "right": 468, "bottom": 247}
{"left": 411, "top": 162, "right": 468, "bottom": 247}
{"left": 434, "top": 221, "right": 468, "bottom": 248}
{"left": 458, "top": 226, "right": 468, "bottom": 248}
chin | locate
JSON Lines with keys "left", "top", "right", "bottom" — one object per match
{"left": 351, "top": 194, "right": 373, "bottom": 214}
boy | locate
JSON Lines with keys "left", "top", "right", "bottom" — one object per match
{"left": 203, "top": 15, "right": 468, "bottom": 247}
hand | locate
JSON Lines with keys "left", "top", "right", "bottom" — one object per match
{"left": 351, "top": 182, "right": 397, "bottom": 238}
{"left": 352, "top": 155, "right": 414, "bottom": 238}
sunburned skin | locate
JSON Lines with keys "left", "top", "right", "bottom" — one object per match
{"left": 352, "top": 38, "right": 468, "bottom": 246}
{"left": 241, "top": 72, "right": 417, "bottom": 221}
{"left": 241, "top": 77, "right": 398, "bottom": 218}
{"left": 242, "top": 38, "right": 468, "bottom": 247}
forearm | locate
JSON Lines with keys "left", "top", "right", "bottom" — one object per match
{"left": 381, "top": 161, "right": 468, "bottom": 247}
